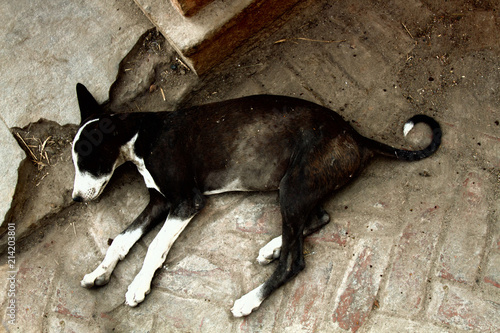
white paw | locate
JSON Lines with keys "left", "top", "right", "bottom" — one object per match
{"left": 81, "top": 266, "right": 111, "bottom": 288}
{"left": 231, "top": 285, "right": 265, "bottom": 317}
{"left": 125, "top": 277, "right": 151, "bottom": 307}
{"left": 257, "top": 236, "right": 282, "bottom": 265}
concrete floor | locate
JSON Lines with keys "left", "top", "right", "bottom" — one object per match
{"left": 1, "top": 0, "right": 500, "bottom": 332}
{"left": 0, "top": 0, "right": 153, "bottom": 231}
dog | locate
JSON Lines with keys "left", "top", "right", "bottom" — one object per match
{"left": 72, "top": 83, "right": 441, "bottom": 317}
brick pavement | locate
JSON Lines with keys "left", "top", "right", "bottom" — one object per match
{"left": 2, "top": 0, "right": 499, "bottom": 332}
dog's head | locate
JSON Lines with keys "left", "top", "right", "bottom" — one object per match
{"left": 72, "top": 84, "right": 122, "bottom": 202}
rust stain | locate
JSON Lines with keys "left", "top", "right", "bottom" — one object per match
{"left": 55, "top": 304, "right": 84, "bottom": 319}
{"left": 484, "top": 277, "right": 500, "bottom": 289}
{"left": 332, "top": 247, "right": 375, "bottom": 332}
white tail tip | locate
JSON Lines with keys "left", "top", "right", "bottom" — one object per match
{"left": 403, "top": 121, "right": 414, "bottom": 137}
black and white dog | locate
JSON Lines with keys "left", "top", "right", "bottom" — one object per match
{"left": 72, "top": 83, "right": 441, "bottom": 317}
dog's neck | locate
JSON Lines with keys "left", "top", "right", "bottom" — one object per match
{"left": 110, "top": 113, "right": 165, "bottom": 174}
{"left": 118, "top": 132, "right": 139, "bottom": 165}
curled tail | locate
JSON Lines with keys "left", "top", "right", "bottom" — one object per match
{"left": 365, "top": 115, "right": 442, "bottom": 161}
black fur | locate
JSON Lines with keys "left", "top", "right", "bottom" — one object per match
{"left": 73, "top": 84, "right": 441, "bottom": 314}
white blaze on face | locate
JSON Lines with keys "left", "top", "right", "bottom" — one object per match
{"left": 71, "top": 119, "right": 113, "bottom": 202}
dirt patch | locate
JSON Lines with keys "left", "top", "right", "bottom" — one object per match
{"left": 106, "top": 28, "right": 199, "bottom": 113}
{"left": 1, "top": 120, "right": 77, "bottom": 250}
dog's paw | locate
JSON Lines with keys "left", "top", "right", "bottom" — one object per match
{"left": 231, "top": 286, "right": 265, "bottom": 317}
{"left": 125, "top": 278, "right": 151, "bottom": 307}
{"left": 257, "top": 236, "right": 282, "bottom": 265}
{"left": 81, "top": 267, "right": 111, "bottom": 288}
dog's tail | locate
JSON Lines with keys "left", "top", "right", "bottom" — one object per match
{"left": 363, "top": 115, "right": 442, "bottom": 161}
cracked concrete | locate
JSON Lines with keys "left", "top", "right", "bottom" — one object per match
{"left": 1, "top": 0, "right": 500, "bottom": 332}
{"left": 0, "top": 0, "right": 153, "bottom": 227}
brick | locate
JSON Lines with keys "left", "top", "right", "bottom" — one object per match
{"left": 285, "top": 46, "right": 368, "bottom": 112}
{"left": 154, "top": 254, "right": 237, "bottom": 303}
{"left": 286, "top": 7, "right": 414, "bottom": 91}
{"left": 476, "top": 132, "right": 500, "bottom": 169}
{"left": 330, "top": 238, "right": 391, "bottom": 333}
{"left": 436, "top": 171, "right": 488, "bottom": 284}
{"left": 251, "top": 64, "right": 317, "bottom": 102}
{"left": 7, "top": 241, "right": 58, "bottom": 331}
{"left": 148, "top": 293, "right": 234, "bottom": 332}
{"left": 363, "top": 314, "right": 449, "bottom": 333}
{"left": 280, "top": 7, "right": 416, "bottom": 127}
{"left": 237, "top": 312, "right": 279, "bottom": 333}
{"left": 427, "top": 282, "right": 500, "bottom": 331}
{"left": 51, "top": 283, "right": 95, "bottom": 321}
{"left": 278, "top": 245, "right": 346, "bottom": 332}
{"left": 102, "top": 289, "right": 234, "bottom": 332}
{"left": 46, "top": 316, "right": 100, "bottom": 333}
{"left": 235, "top": 282, "right": 285, "bottom": 333}
{"left": 381, "top": 205, "right": 443, "bottom": 316}
{"left": 101, "top": 305, "right": 155, "bottom": 332}
{"left": 484, "top": 230, "right": 500, "bottom": 290}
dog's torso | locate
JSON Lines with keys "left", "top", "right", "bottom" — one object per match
{"left": 127, "top": 95, "right": 369, "bottom": 198}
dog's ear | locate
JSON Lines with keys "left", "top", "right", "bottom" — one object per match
{"left": 76, "top": 83, "right": 102, "bottom": 123}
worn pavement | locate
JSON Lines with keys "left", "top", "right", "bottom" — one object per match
{"left": 1, "top": 0, "right": 499, "bottom": 332}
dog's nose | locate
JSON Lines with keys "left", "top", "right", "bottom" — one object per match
{"left": 73, "top": 195, "right": 84, "bottom": 202}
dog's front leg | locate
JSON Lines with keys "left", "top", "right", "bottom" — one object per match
{"left": 81, "top": 190, "right": 169, "bottom": 288}
{"left": 125, "top": 212, "right": 196, "bottom": 306}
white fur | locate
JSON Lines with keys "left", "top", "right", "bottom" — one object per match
{"left": 257, "top": 236, "right": 282, "bottom": 265}
{"left": 81, "top": 228, "right": 144, "bottom": 287}
{"left": 72, "top": 170, "right": 111, "bottom": 201}
{"left": 72, "top": 126, "right": 163, "bottom": 201}
{"left": 232, "top": 283, "right": 266, "bottom": 317}
{"left": 73, "top": 119, "right": 99, "bottom": 144}
{"left": 125, "top": 215, "right": 194, "bottom": 307}
{"left": 122, "top": 133, "right": 163, "bottom": 195}
{"left": 403, "top": 121, "right": 414, "bottom": 137}
{"left": 203, "top": 178, "right": 247, "bottom": 195}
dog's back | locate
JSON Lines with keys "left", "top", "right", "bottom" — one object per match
{"left": 138, "top": 95, "right": 366, "bottom": 196}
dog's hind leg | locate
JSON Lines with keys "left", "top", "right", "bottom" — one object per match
{"left": 81, "top": 190, "right": 169, "bottom": 288}
{"left": 125, "top": 190, "right": 205, "bottom": 307}
{"left": 233, "top": 134, "right": 351, "bottom": 316}
{"left": 233, "top": 194, "right": 309, "bottom": 316}
{"left": 257, "top": 206, "right": 330, "bottom": 265}
{"left": 233, "top": 161, "right": 327, "bottom": 316}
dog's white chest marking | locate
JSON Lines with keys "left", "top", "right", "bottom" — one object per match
{"left": 121, "top": 134, "right": 163, "bottom": 195}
